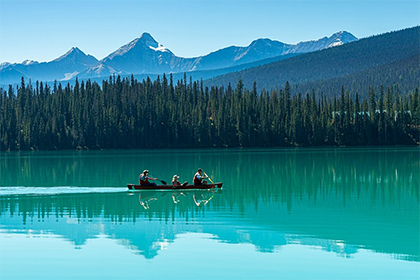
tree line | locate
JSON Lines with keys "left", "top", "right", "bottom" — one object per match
{"left": 0, "top": 75, "right": 419, "bottom": 150}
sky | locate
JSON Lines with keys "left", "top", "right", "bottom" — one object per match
{"left": 0, "top": 0, "right": 419, "bottom": 64}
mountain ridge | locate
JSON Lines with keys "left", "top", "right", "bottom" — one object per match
{"left": 203, "top": 26, "right": 420, "bottom": 96}
{"left": 0, "top": 30, "right": 357, "bottom": 85}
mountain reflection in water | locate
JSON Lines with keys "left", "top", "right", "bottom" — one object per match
{"left": 0, "top": 148, "right": 418, "bottom": 263}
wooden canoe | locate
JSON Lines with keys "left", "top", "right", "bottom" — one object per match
{"left": 127, "top": 182, "right": 223, "bottom": 190}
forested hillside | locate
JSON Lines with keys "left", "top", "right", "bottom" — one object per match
{"left": 1, "top": 75, "right": 418, "bottom": 151}
{"left": 205, "top": 26, "right": 420, "bottom": 95}
{"left": 294, "top": 53, "right": 420, "bottom": 97}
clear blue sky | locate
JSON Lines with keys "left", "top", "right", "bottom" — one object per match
{"left": 0, "top": 0, "right": 419, "bottom": 63}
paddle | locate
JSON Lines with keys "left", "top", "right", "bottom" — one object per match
{"left": 156, "top": 179, "right": 167, "bottom": 185}
{"left": 203, "top": 171, "right": 214, "bottom": 184}
{"left": 150, "top": 175, "right": 167, "bottom": 185}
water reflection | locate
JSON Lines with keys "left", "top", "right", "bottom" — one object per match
{"left": 136, "top": 190, "right": 220, "bottom": 209}
{"left": 0, "top": 148, "right": 419, "bottom": 263}
{"left": 0, "top": 185, "right": 418, "bottom": 262}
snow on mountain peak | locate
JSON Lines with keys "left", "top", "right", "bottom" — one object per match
{"left": 322, "top": 31, "right": 358, "bottom": 49}
{"left": 149, "top": 43, "right": 170, "bottom": 53}
{"left": 106, "top": 32, "right": 172, "bottom": 60}
{"left": 139, "top": 32, "right": 169, "bottom": 52}
{"left": 110, "top": 33, "right": 157, "bottom": 56}
{"left": 61, "top": 71, "right": 79, "bottom": 81}
{"left": 0, "top": 62, "right": 13, "bottom": 71}
{"left": 331, "top": 31, "right": 358, "bottom": 43}
{"left": 22, "top": 59, "right": 38, "bottom": 65}
{"left": 0, "top": 60, "right": 38, "bottom": 70}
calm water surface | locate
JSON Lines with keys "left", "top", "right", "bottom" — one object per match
{"left": 0, "top": 147, "right": 419, "bottom": 280}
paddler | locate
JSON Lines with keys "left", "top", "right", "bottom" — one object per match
{"left": 172, "top": 175, "right": 181, "bottom": 186}
{"left": 139, "top": 170, "right": 158, "bottom": 187}
{"left": 193, "top": 168, "right": 208, "bottom": 186}
{"left": 172, "top": 174, "right": 189, "bottom": 187}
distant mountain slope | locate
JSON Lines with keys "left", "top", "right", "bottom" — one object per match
{"left": 99, "top": 33, "right": 175, "bottom": 75}
{"left": 90, "top": 30, "right": 357, "bottom": 76}
{"left": 0, "top": 68, "right": 28, "bottom": 86}
{"left": 174, "top": 33, "right": 356, "bottom": 72}
{"left": 204, "top": 26, "right": 420, "bottom": 95}
{"left": 1, "top": 31, "right": 357, "bottom": 86}
{"left": 128, "top": 53, "right": 301, "bottom": 84}
{"left": 0, "top": 47, "right": 98, "bottom": 85}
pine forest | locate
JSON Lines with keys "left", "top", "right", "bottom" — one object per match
{"left": 0, "top": 75, "right": 419, "bottom": 151}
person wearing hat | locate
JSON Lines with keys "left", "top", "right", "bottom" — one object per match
{"left": 172, "top": 175, "right": 181, "bottom": 186}
{"left": 193, "top": 168, "right": 208, "bottom": 186}
{"left": 172, "top": 175, "right": 189, "bottom": 187}
{"left": 139, "top": 170, "right": 158, "bottom": 186}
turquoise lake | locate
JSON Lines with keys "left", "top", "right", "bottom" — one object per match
{"left": 0, "top": 147, "right": 419, "bottom": 279}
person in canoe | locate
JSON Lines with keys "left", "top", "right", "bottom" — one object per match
{"left": 172, "top": 175, "right": 188, "bottom": 187}
{"left": 172, "top": 175, "right": 181, "bottom": 187}
{"left": 139, "top": 169, "right": 158, "bottom": 187}
{"left": 193, "top": 168, "right": 208, "bottom": 186}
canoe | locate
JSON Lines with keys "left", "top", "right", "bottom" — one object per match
{"left": 127, "top": 182, "right": 223, "bottom": 190}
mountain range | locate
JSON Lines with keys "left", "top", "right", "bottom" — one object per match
{"left": 0, "top": 31, "right": 357, "bottom": 86}
{"left": 205, "top": 26, "right": 420, "bottom": 95}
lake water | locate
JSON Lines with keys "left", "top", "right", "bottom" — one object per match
{"left": 0, "top": 147, "right": 419, "bottom": 280}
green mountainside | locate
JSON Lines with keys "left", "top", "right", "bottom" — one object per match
{"left": 294, "top": 53, "right": 420, "bottom": 97}
{"left": 205, "top": 26, "right": 420, "bottom": 97}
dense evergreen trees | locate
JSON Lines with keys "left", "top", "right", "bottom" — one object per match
{"left": 0, "top": 75, "right": 419, "bottom": 151}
